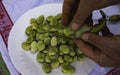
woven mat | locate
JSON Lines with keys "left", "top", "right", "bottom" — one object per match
{"left": 0, "top": 1, "right": 119, "bottom": 75}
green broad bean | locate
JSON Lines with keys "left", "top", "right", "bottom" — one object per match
{"left": 60, "top": 45, "right": 70, "bottom": 54}
{"left": 64, "top": 55, "right": 73, "bottom": 62}
{"left": 62, "top": 65, "right": 75, "bottom": 74}
{"left": 55, "top": 13, "right": 61, "bottom": 21}
{"left": 51, "top": 36, "right": 57, "bottom": 46}
{"left": 45, "top": 55, "right": 51, "bottom": 63}
{"left": 57, "top": 28, "right": 64, "bottom": 34}
{"left": 21, "top": 42, "right": 31, "bottom": 50}
{"left": 48, "top": 47, "right": 58, "bottom": 56}
{"left": 64, "top": 28, "right": 74, "bottom": 36}
{"left": 37, "top": 15, "right": 44, "bottom": 24}
{"left": 29, "top": 30, "right": 36, "bottom": 37}
{"left": 58, "top": 37, "right": 67, "bottom": 44}
{"left": 76, "top": 48, "right": 83, "bottom": 54}
{"left": 36, "top": 33, "right": 39, "bottom": 41}
{"left": 59, "top": 51, "right": 63, "bottom": 55}
{"left": 61, "top": 62, "right": 69, "bottom": 67}
{"left": 44, "top": 37, "right": 51, "bottom": 45}
{"left": 37, "top": 26, "right": 45, "bottom": 33}
{"left": 77, "top": 54, "right": 86, "bottom": 61}
{"left": 50, "top": 27, "right": 57, "bottom": 32}
{"left": 50, "top": 17, "right": 57, "bottom": 26}
{"left": 30, "top": 18, "right": 37, "bottom": 24}
{"left": 31, "top": 23, "right": 38, "bottom": 30}
{"left": 69, "top": 49, "right": 76, "bottom": 56}
{"left": 51, "top": 61, "right": 60, "bottom": 69}
{"left": 46, "top": 16, "right": 54, "bottom": 22}
{"left": 58, "top": 56, "right": 64, "bottom": 63}
{"left": 25, "top": 26, "right": 32, "bottom": 35}
{"left": 37, "top": 41, "right": 45, "bottom": 51}
{"left": 72, "top": 56, "right": 78, "bottom": 62}
{"left": 50, "top": 54, "right": 58, "bottom": 60}
{"left": 36, "top": 52, "right": 45, "bottom": 63}
{"left": 26, "top": 36, "right": 34, "bottom": 43}
{"left": 42, "top": 25, "right": 50, "bottom": 31}
{"left": 31, "top": 41, "right": 38, "bottom": 52}
{"left": 39, "top": 34, "right": 48, "bottom": 40}
{"left": 43, "top": 49, "right": 49, "bottom": 54}
{"left": 42, "top": 63, "right": 51, "bottom": 73}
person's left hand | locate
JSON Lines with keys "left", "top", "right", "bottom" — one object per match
{"left": 74, "top": 27, "right": 120, "bottom": 67}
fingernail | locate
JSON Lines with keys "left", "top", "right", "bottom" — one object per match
{"left": 81, "top": 33, "right": 88, "bottom": 41}
{"left": 71, "top": 22, "right": 79, "bottom": 31}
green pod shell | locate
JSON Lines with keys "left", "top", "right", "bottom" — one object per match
{"left": 109, "top": 14, "right": 120, "bottom": 21}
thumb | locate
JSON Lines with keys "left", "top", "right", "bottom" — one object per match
{"left": 81, "top": 32, "right": 108, "bottom": 51}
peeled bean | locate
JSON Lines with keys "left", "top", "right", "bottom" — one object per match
{"left": 58, "top": 56, "right": 64, "bottom": 63}
{"left": 30, "top": 18, "right": 37, "bottom": 24}
{"left": 21, "top": 42, "right": 31, "bottom": 50}
{"left": 36, "top": 52, "right": 45, "bottom": 63}
{"left": 37, "top": 15, "right": 44, "bottom": 24}
{"left": 39, "top": 34, "right": 48, "bottom": 40}
{"left": 32, "top": 23, "right": 38, "bottom": 30}
{"left": 51, "top": 36, "right": 57, "bottom": 46}
{"left": 55, "top": 13, "right": 61, "bottom": 21}
{"left": 45, "top": 55, "right": 51, "bottom": 63}
{"left": 64, "top": 55, "right": 73, "bottom": 62}
{"left": 31, "top": 41, "right": 38, "bottom": 52}
{"left": 37, "top": 41, "right": 45, "bottom": 51}
{"left": 25, "top": 26, "right": 32, "bottom": 35}
{"left": 42, "top": 63, "right": 51, "bottom": 73}
{"left": 51, "top": 61, "right": 60, "bottom": 69}
{"left": 50, "top": 17, "right": 57, "bottom": 26}
{"left": 62, "top": 65, "right": 75, "bottom": 74}
{"left": 44, "top": 37, "right": 51, "bottom": 45}
{"left": 48, "top": 47, "right": 58, "bottom": 56}
{"left": 63, "top": 28, "right": 74, "bottom": 37}
{"left": 26, "top": 36, "right": 34, "bottom": 43}
{"left": 61, "top": 62, "right": 69, "bottom": 67}
{"left": 60, "top": 45, "right": 70, "bottom": 54}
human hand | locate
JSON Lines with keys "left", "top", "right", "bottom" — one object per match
{"left": 74, "top": 28, "right": 120, "bottom": 67}
{"left": 62, "top": 0, "right": 120, "bottom": 31}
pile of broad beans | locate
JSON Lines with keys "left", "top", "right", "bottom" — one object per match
{"left": 21, "top": 10, "right": 120, "bottom": 74}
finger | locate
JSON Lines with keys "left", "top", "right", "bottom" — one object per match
{"left": 62, "top": 0, "right": 76, "bottom": 25}
{"left": 102, "top": 25, "right": 113, "bottom": 36}
{"left": 84, "top": 13, "right": 93, "bottom": 27}
{"left": 81, "top": 33, "right": 111, "bottom": 52}
{"left": 74, "top": 39, "right": 119, "bottom": 67}
{"left": 74, "top": 39, "right": 101, "bottom": 61}
{"left": 70, "top": 2, "right": 92, "bottom": 31}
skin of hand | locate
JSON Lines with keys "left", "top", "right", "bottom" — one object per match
{"left": 62, "top": 0, "right": 120, "bottom": 31}
{"left": 74, "top": 32, "right": 120, "bottom": 67}
{"left": 62, "top": 0, "right": 120, "bottom": 67}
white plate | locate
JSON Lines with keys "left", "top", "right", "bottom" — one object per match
{"left": 8, "top": 3, "right": 96, "bottom": 75}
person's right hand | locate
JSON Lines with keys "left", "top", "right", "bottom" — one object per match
{"left": 62, "top": 0, "right": 120, "bottom": 31}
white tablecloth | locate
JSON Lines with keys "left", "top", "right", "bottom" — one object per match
{"left": 0, "top": 0, "right": 120, "bottom": 75}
